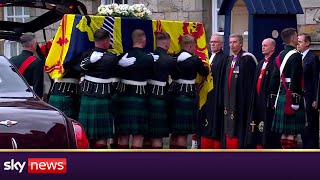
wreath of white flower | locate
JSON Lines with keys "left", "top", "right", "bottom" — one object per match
{"left": 97, "top": 3, "right": 152, "bottom": 19}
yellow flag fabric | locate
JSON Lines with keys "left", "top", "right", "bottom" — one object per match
{"left": 152, "top": 20, "right": 212, "bottom": 109}
{"left": 45, "top": 14, "right": 212, "bottom": 109}
{"left": 45, "top": 14, "right": 76, "bottom": 78}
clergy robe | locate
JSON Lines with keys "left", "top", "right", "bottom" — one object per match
{"left": 222, "top": 49, "right": 257, "bottom": 149}
{"left": 246, "top": 54, "right": 281, "bottom": 148}
{"left": 200, "top": 50, "right": 228, "bottom": 148}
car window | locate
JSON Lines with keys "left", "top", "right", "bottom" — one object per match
{"left": 0, "top": 56, "right": 34, "bottom": 98}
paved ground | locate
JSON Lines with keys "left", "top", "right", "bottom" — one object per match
{"left": 162, "top": 135, "right": 193, "bottom": 149}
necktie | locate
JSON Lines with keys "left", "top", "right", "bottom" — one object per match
{"left": 256, "top": 58, "right": 269, "bottom": 96}
{"left": 228, "top": 56, "right": 237, "bottom": 92}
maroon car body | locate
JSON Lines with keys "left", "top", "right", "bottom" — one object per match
{"left": 0, "top": 55, "right": 89, "bottom": 149}
{"left": 0, "top": 0, "right": 89, "bottom": 149}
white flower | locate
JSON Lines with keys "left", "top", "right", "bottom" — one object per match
{"left": 97, "top": 3, "right": 151, "bottom": 18}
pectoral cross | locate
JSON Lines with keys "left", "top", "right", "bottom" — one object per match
{"left": 250, "top": 121, "right": 256, "bottom": 132}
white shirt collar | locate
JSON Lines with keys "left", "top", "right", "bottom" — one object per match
{"left": 301, "top": 48, "right": 310, "bottom": 60}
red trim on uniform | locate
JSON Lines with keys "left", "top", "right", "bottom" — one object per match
{"left": 228, "top": 57, "right": 237, "bottom": 92}
{"left": 286, "top": 139, "right": 297, "bottom": 149}
{"left": 18, "top": 56, "right": 37, "bottom": 75}
{"left": 228, "top": 65, "right": 234, "bottom": 92}
{"left": 256, "top": 58, "right": 269, "bottom": 96}
{"left": 256, "top": 145, "right": 263, "bottom": 149}
{"left": 200, "top": 137, "right": 221, "bottom": 149}
{"left": 226, "top": 134, "right": 238, "bottom": 149}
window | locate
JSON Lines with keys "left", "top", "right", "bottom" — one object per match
{"left": 101, "top": 0, "right": 133, "bottom": 5}
{"left": 0, "top": 56, "right": 34, "bottom": 98}
{"left": 212, "top": 0, "right": 225, "bottom": 35}
{"left": 3, "top": 7, "right": 31, "bottom": 58}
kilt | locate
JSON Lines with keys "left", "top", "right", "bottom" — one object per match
{"left": 78, "top": 95, "right": 114, "bottom": 140}
{"left": 167, "top": 84, "right": 177, "bottom": 133}
{"left": 115, "top": 95, "right": 148, "bottom": 135}
{"left": 171, "top": 95, "right": 197, "bottom": 135}
{"left": 48, "top": 95, "right": 79, "bottom": 120}
{"left": 147, "top": 97, "right": 169, "bottom": 138}
{"left": 271, "top": 89, "right": 306, "bottom": 134}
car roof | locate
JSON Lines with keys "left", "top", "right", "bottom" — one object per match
{"left": 0, "top": 0, "right": 87, "bottom": 41}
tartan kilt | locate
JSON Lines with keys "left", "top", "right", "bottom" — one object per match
{"left": 115, "top": 95, "right": 148, "bottom": 135}
{"left": 147, "top": 97, "right": 169, "bottom": 138}
{"left": 171, "top": 95, "right": 197, "bottom": 135}
{"left": 48, "top": 95, "right": 79, "bottom": 120}
{"left": 272, "top": 92, "right": 306, "bottom": 135}
{"left": 78, "top": 95, "right": 114, "bottom": 140}
{"left": 166, "top": 85, "right": 176, "bottom": 133}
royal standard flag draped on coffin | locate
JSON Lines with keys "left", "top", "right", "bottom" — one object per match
{"left": 45, "top": 14, "right": 212, "bottom": 109}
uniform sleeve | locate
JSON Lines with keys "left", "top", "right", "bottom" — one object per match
{"left": 80, "top": 51, "right": 94, "bottom": 71}
{"left": 146, "top": 54, "right": 154, "bottom": 80}
{"left": 312, "top": 55, "right": 320, "bottom": 102}
{"left": 169, "top": 56, "right": 177, "bottom": 79}
{"left": 32, "top": 60, "right": 44, "bottom": 98}
{"left": 197, "top": 57, "right": 209, "bottom": 77}
{"left": 290, "top": 53, "right": 303, "bottom": 94}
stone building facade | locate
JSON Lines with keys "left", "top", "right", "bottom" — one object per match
{"left": 297, "top": 0, "right": 320, "bottom": 54}
{"left": 0, "top": 0, "right": 319, "bottom": 57}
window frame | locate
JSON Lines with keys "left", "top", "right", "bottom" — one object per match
{"left": 212, "top": 0, "right": 224, "bottom": 36}
{"left": 3, "top": 6, "right": 31, "bottom": 58}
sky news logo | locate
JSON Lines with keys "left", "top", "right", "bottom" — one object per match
{"left": 3, "top": 158, "right": 67, "bottom": 174}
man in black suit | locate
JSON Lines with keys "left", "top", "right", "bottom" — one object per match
{"left": 298, "top": 33, "right": 320, "bottom": 148}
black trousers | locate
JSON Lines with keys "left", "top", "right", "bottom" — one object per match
{"left": 301, "top": 108, "right": 319, "bottom": 148}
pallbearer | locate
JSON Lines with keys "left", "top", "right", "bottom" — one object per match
{"left": 143, "top": 32, "right": 176, "bottom": 149}
{"left": 116, "top": 29, "right": 154, "bottom": 149}
{"left": 169, "top": 35, "right": 209, "bottom": 149}
{"left": 78, "top": 29, "right": 118, "bottom": 148}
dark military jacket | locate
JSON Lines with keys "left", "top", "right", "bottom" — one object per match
{"left": 10, "top": 50, "right": 44, "bottom": 98}
{"left": 80, "top": 47, "right": 118, "bottom": 98}
{"left": 148, "top": 47, "right": 176, "bottom": 97}
{"left": 173, "top": 50, "right": 209, "bottom": 97}
{"left": 118, "top": 47, "right": 154, "bottom": 96}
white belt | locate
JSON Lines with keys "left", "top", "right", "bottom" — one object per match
{"left": 121, "top": 79, "right": 147, "bottom": 86}
{"left": 54, "top": 78, "right": 79, "bottom": 84}
{"left": 113, "top": 78, "right": 120, "bottom": 82}
{"left": 147, "top": 79, "right": 166, "bottom": 86}
{"left": 84, "top": 75, "right": 113, "bottom": 83}
{"left": 176, "top": 79, "right": 196, "bottom": 84}
{"left": 282, "top": 78, "right": 291, "bottom": 83}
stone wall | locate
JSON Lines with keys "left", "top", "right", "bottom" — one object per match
{"left": 297, "top": 0, "right": 320, "bottom": 52}
{"left": 0, "top": 0, "right": 212, "bottom": 52}
{"left": 133, "top": 0, "right": 211, "bottom": 43}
